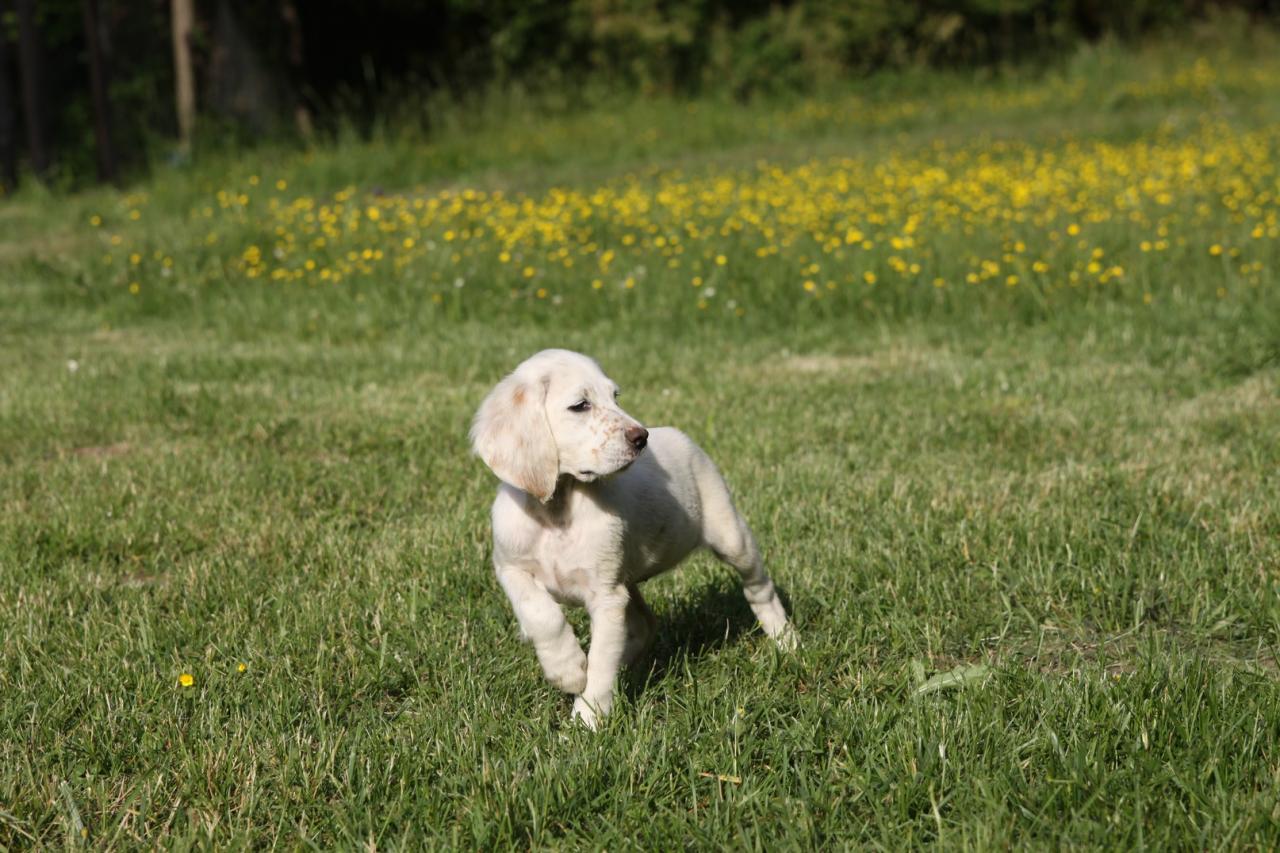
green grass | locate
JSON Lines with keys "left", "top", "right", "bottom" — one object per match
{"left": 2, "top": 32, "right": 1280, "bottom": 848}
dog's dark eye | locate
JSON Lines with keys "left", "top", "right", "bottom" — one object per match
{"left": 569, "top": 400, "right": 591, "bottom": 412}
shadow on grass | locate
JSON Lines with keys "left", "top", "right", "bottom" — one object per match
{"left": 618, "top": 577, "right": 792, "bottom": 702}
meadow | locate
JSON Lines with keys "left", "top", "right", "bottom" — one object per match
{"left": 1, "top": 32, "right": 1279, "bottom": 848}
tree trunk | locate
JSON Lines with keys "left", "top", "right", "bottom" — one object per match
{"left": 82, "top": 0, "right": 117, "bottom": 183}
{"left": 0, "top": 0, "right": 18, "bottom": 191}
{"left": 15, "top": 0, "right": 49, "bottom": 177}
{"left": 171, "top": 0, "right": 196, "bottom": 151}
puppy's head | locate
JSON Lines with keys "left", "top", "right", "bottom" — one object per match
{"left": 470, "top": 349, "right": 648, "bottom": 502}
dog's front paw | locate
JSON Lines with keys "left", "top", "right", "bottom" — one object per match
{"left": 772, "top": 623, "right": 799, "bottom": 652}
{"left": 548, "top": 662, "right": 587, "bottom": 695}
{"left": 571, "top": 696, "right": 601, "bottom": 730}
{"left": 542, "top": 646, "right": 588, "bottom": 694}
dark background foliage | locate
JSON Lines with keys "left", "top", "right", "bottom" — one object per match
{"left": 1, "top": 0, "right": 1277, "bottom": 186}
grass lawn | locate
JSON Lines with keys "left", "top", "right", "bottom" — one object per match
{"left": 2, "top": 33, "right": 1279, "bottom": 848}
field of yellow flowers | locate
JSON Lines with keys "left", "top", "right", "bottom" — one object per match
{"left": 1, "top": 37, "right": 1279, "bottom": 849}
{"left": 76, "top": 55, "right": 1278, "bottom": 331}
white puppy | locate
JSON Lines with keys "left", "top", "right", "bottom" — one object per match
{"left": 471, "top": 349, "right": 794, "bottom": 729}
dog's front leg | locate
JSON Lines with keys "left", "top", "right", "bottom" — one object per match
{"left": 572, "top": 587, "right": 629, "bottom": 730}
{"left": 495, "top": 565, "right": 587, "bottom": 695}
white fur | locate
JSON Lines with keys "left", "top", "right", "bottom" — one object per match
{"left": 471, "top": 349, "right": 794, "bottom": 729}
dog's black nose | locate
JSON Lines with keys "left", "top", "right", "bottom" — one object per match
{"left": 626, "top": 425, "right": 648, "bottom": 450}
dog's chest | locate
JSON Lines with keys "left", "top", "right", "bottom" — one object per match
{"left": 524, "top": 521, "right": 619, "bottom": 606}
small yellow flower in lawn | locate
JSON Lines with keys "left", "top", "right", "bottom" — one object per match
{"left": 178, "top": 673, "right": 194, "bottom": 688}
{"left": 1209, "top": 244, "right": 1223, "bottom": 256}
{"left": 237, "top": 663, "right": 248, "bottom": 673}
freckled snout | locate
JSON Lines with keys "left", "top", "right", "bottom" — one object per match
{"left": 625, "top": 425, "right": 649, "bottom": 451}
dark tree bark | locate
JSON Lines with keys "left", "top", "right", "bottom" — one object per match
{"left": 15, "top": 0, "right": 48, "bottom": 177}
{"left": 280, "top": 0, "right": 312, "bottom": 139}
{"left": 208, "top": 0, "right": 279, "bottom": 133}
{"left": 0, "top": 0, "right": 18, "bottom": 191}
{"left": 82, "top": 0, "right": 117, "bottom": 182}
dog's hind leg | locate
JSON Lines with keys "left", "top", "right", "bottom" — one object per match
{"left": 696, "top": 460, "right": 796, "bottom": 649}
{"left": 621, "top": 583, "right": 658, "bottom": 666}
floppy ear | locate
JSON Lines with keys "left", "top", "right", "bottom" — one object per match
{"left": 470, "top": 373, "right": 559, "bottom": 502}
